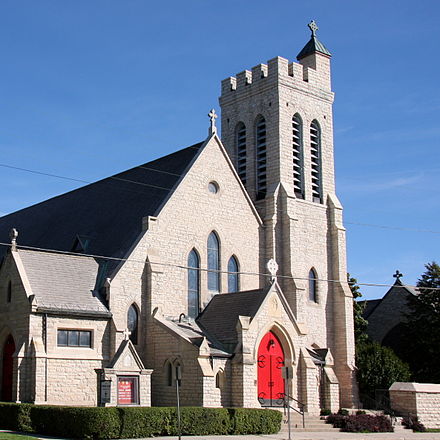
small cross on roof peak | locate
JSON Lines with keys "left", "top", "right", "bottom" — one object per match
{"left": 208, "top": 108, "right": 218, "bottom": 136}
{"left": 308, "top": 20, "right": 319, "bottom": 36}
{"left": 393, "top": 270, "right": 403, "bottom": 280}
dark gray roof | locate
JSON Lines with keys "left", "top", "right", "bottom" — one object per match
{"left": 297, "top": 35, "right": 331, "bottom": 60}
{"left": 0, "top": 142, "right": 203, "bottom": 276}
{"left": 360, "top": 299, "right": 381, "bottom": 319}
{"left": 196, "top": 288, "right": 268, "bottom": 352}
{"left": 361, "top": 278, "right": 418, "bottom": 319}
{"left": 19, "top": 249, "right": 110, "bottom": 316}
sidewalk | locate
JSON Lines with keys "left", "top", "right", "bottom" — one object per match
{"left": 4, "top": 430, "right": 440, "bottom": 440}
{"left": 135, "top": 433, "right": 440, "bottom": 440}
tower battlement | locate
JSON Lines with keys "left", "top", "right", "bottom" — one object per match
{"left": 221, "top": 55, "right": 332, "bottom": 100}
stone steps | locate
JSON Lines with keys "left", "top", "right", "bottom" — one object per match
{"left": 279, "top": 414, "right": 340, "bottom": 432}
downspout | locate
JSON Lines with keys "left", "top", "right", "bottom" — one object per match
{"left": 43, "top": 313, "right": 48, "bottom": 402}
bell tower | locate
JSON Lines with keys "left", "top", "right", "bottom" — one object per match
{"left": 219, "top": 21, "right": 357, "bottom": 407}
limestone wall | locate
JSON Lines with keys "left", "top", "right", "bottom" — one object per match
{"left": 390, "top": 382, "right": 440, "bottom": 428}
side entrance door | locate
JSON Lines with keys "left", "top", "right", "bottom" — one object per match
{"left": 257, "top": 331, "right": 285, "bottom": 406}
{"left": 2, "top": 335, "right": 15, "bottom": 401}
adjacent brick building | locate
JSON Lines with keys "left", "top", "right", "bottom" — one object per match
{"left": 0, "top": 22, "right": 357, "bottom": 412}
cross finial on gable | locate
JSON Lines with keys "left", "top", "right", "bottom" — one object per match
{"left": 208, "top": 108, "right": 218, "bottom": 136}
{"left": 308, "top": 20, "right": 319, "bottom": 36}
{"left": 9, "top": 228, "right": 18, "bottom": 251}
{"left": 393, "top": 270, "right": 403, "bottom": 280}
{"left": 267, "top": 259, "right": 279, "bottom": 281}
{"left": 123, "top": 328, "right": 131, "bottom": 341}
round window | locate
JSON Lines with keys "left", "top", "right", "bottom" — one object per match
{"left": 208, "top": 181, "right": 219, "bottom": 194}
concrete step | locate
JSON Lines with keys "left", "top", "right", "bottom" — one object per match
{"left": 280, "top": 416, "right": 340, "bottom": 432}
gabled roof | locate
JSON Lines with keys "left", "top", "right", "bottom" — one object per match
{"left": 196, "top": 288, "right": 267, "bottom": 351}
{"left": 361, "top": 278, "right": 417, "bottom": 319}
{"left": 18, "top": 248, "right": 110, "bottom": 317}
{"left": 0, "top": 142, "right": 203, "bottom": 274}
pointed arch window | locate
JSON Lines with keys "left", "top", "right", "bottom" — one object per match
{"left": 228, "top": 256, "right": 239, "bottom": 293}
{"left": 188, "top": 249, "right": 200, "bottom": 318}
{"left": 310, "top": 120, "right": 322, "bottom": 203}
{"left": 236, "top": 122, "right": 247, "bottom": 185}
{"left": 207, "top": 232, "right": 220, "bottom": 292}
{"left": 292, "top": 114, "right": 304, "bottom": 198}
{"left": 309, "top": 269, "right": 318, "bottom": 303}
{"left": 255, "top": 116, "right": 267, "bottom": 199}
{"left": 127, "top": 304, "right": 139, "bottom": 344}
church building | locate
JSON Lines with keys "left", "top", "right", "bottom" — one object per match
{"left": 0, "top": 22, "right": 357, "bottom": 413}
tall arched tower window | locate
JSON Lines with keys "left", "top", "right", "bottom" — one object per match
{"left": 310, "top": 120, "right": 322, "bottom": 203}
{"left": 235, "top": 122, "right": 247, "bottom": 185}
{"left": 188, "top": 249, "right": 200, "bottom": 318}
{"left": 255, "top": 116, "right": 267, "bottom": 199}
{"left": 207, "top": 232, "right": 220, "bottom": 292}
{"left": 127, "top": 304, "right": 139, "bottom": 344}
{"left": 292, "top": 114, "right": 304, "bottom": 198}
{"left": 227, "top": 256, "right": 239, "bottom": 293}
{"left": 308, "top": 268, "right": 318, "bottom": 303}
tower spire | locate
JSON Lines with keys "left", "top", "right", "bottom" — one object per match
{"left": 297, "top": 20, "right": 331, "bottom": 60}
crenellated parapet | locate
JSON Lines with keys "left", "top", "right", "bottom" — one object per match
{"left": 221, "top": 55, "right": 332, "bottom": 100}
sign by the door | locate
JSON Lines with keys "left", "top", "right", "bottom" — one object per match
{"left": 117, "top": 376, "right": 138, "bottom": 405}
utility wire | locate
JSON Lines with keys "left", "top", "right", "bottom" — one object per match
{"left": 0, "top": 241, "right": 435, "bottom": 291}
{"left": 1, "top": 162, "right": 440, "bottom": 234}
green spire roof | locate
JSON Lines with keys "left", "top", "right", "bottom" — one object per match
{"left": 296, "top": 20, "right": 331, "bottom": 60}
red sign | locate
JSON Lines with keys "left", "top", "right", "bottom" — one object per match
{"left": 118, "top": 377, "right": 136, "bottom": 405}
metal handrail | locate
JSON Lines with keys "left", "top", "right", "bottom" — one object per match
{"left": 283, "top": 393, "right": 305, "bottom": 428}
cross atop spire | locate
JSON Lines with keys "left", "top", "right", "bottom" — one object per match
{"left": 297, "top": 20, "right": 331, "bottom": 60}
{"left": 208, "top": 108, "right": 218, "bottom": 136}
{"left": 308, "top": 20, "right": 319, "bottom": 36}
{"left": 393, "top": 270, "right": 403, "bottom": 280}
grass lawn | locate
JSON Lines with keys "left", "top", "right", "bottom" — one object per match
{"left": 0, "top": 433, "right": 41, "bottom": 440}
{"left": 426, "top": 429, "right": 440, "bottom": 432}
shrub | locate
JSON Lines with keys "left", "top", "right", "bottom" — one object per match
{"left": 356, "top": 341, "right": 411, "bottom": 397}
{"left": 0, "top": 404, "right": 281, "bottom": 438}
{"left": 228, "top": 408, "right": 282, "bottom": 435}
{"left": 30, "top": 406, "right": 120, "bottom": 439}
{"left": 402, "top": 416, "right": 426, "bottom": 432}
{"left": 338, "top": 408, "right": 349, "bottom": 416}
{"left": 320, "top": 408, "right": 331, "bottom": 416}
{"left": 356, "top": 410, "right": 366, "bottom": 415}
{"left": 327, "top": 413, "right": 393, "bottom": 433}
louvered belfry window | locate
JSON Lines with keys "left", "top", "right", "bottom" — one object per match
{"left": 255, "top": 116, "right": 267, "bottom": 199}
{"left": 310, "top": 120, "right": 322, "bottom": 203}
{"left": 292, "top": 114, "right": 304, "bottom": 198}
{"left": 236, "top": 123, "right": 247, "bottom": 185}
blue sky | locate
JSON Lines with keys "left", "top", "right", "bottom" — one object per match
{"left": 1, "top": 1, "right": 439, "bottom": 300}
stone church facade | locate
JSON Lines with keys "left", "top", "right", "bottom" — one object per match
{"left": 0, "top": 23, "right": 357, "bottom": 413}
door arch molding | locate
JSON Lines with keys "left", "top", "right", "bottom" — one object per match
{"left": 254, "top": 322, "right": 295, "bottom": 365}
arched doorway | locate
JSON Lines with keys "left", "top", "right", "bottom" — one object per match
{"left": 2, "top": 335, "right": 15, "bottom": 401}
{"left": 257, "top": 331, "right": 285, "bottom": 406}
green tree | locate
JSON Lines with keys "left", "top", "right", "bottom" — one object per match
{"left": 401, "top": 261, "right": 440, "bottom": 382}
{"left": 348, "top": 274, "right": 368, "bottom": 344}
{"left": 356, "top": 341, "right": 411, "bottom": 397}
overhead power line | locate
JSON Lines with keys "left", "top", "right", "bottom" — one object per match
{"left": 1, "top": 161, "right": 440, "bottom": 235}
{"left": 0, "top": 241, "right": 436, "bottom": 291}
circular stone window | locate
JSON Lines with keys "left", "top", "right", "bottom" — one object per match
{"left": 208, "top": 181, "right": 219, "bottom": 194}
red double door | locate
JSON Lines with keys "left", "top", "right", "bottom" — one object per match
{"left": 2, "top": 335, "right": 15, "bottom": 402}
{"left": 257, "top": 331, "right": 285, "bottom": 406}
